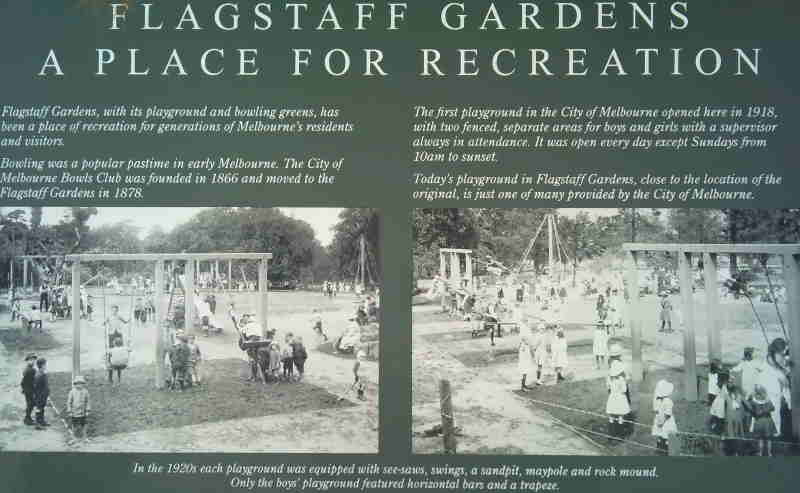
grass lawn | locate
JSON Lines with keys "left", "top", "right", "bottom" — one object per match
{"left": 48, "top": 358, "right": 354, "bottom": 438}
{"left": 517, "top": 365, "right": 798, "bottom": 456}
{"left": 0, "top": 327, "right": 62, "bottom": 353}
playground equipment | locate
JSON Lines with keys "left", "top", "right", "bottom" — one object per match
{"left": 515, "top": 213, "right": 570, "bottom": 282}
{"left": 53, "top": 252, "right": 273, "bottom": 389}
{"left": 623, "top": 242, "right": 800, "bottom": 440}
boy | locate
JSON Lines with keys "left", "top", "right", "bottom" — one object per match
{"left": 108, "top": 339, "right": 131, "bottom": 384}
{"left": 292, "top": 336, "right": 308, "bottom": 382}
{"left": 66, "top": 375, "right": 91, "bottom": 440}
{"left": 33, "top": 357, "right": 50, "bottom": 429}
{"left": 20, "top": 353, "right": 37, "bottom": 425}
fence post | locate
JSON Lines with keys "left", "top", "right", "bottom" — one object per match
{"left": 667, "top": 432, "right": 680, "bottom": 456}
{"left": 440, "top": 379, "right": 457, "bottom": 454}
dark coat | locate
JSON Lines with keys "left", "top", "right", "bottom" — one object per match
{"left": 33, "top": 371, "right": 49, "bottom": 406}
{"left": 20, "top": 366, "right": 35, "bottom": 394}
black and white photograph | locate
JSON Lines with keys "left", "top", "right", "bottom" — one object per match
{"left": 412, "top": 208, "right": 799, "bottom": 457}
{"left": 0, "top": 207, "right": 380, "bottom": 453}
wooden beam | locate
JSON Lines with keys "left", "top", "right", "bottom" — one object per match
{"left": 440, "top": 248, "right": 473, "bottom": 254}
{"left": 782, "top": 253, "right": 800, "bottom": 440}
{"left": 258, "top": 259, "right": 269, "bottom": 339}
{"left": 72, "top": 261, "right": 81, "bottom": 379}
{"left": 65, "top": 253, "right": 272, "bottom": 262}
{"left": 679, "top": 251, "right": 698, "bottom": 402}
{"left": 154, "top": 260, "right": 165, "bottom": 389}
{"left": 623, "top": 243, "right": 800, "bottom": 255}
{"left": 185, "top": 260, "right": 195, "bottom": 333}
{"left": 703, "top": 253, "right": 722, "bottom": 362}
{"left": 625, "top": 251, "right": 643, "bottom": 415}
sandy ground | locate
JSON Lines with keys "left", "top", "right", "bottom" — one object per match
{"left": 412, "top": 287, "right": 787, "bottom": 455}
{"left": 0, "top": 289, "right": 378, "bottom": 453}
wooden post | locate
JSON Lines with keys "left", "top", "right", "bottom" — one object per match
{"left": 439, "top": 379, "right": 456, "bottom": 454}
{"left": 258, "top": 258, "right": 269, "bottom": 338}
{"left": 625, "top": 250, "right": 643, "bottom": 414}
{"left": 71, "top": 261, "right": 81, "bottom": 379}
{"left": 782, "top": 253, "right": 800, "bottom": 440}
{"left": 450, "top": 252, "right": 460, "bottom": 289}
{"left": 154, "top": 259, "right": 165, "bottom": 389}
{"left": 667, "top": 432, "right": 680, "bottom": 456}
{"left": 679, "top": 251, "right": 698, "bottom": 402}
{"left": 23, "top": 259, "right": 28, "bottom": 294}
{"left": 228, "top": 260, "right": 233, "bottom": 291}
{"left": 185, "top": 260, "right": 195, "bottom": 332}
{"left": 703, "top": 253, "right": 722, "bottom": 362}
{"left": 465, "top": 254, "right": 473, "bottom": 290}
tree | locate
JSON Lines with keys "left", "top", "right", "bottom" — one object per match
{"left": 328, "top": 208, "right": 380, "bottom": 285}
{"left": 560, "top": 212, "right": 606, "bottom": 287}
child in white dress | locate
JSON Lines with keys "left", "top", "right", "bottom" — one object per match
{"left": 606, "top": 361, "right": 630, "bottom": 437}
{"left": 593, "top": 322, "right": 609, "bottom": 369}
{"left": 551, "top": 328, "right": 568, "bottom": 383}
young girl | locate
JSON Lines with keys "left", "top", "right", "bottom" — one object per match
{"left": 518, "top": 326, "right": 535, "bottom": 392}
{"left": 723, "top": 383, "right": 746, "bottom": 456}
{"left": 551, "top": 328, "right": 568, "bottom": 383}
{"left": 606, "top": 361, "right": 630, "bottom": 437}
{"left": 268, "top": 343, "right": 282, "bottom": 383}
{"left": 653, "top": 399, "right": 678, "bottom": 454}
{"left": 292, "top": 336, "right": 308, "bottom": 382}
{"left": 187, "top": 335, "right": 202, "bottom": 385}
{"left": 593, "top": 321, "right": 609, "bottom": 369}
{"left": 748, "top": 385, "right": 777, "bottom": 456}
{"left": 731, "top": 347, "right": 757, "bottom": 398}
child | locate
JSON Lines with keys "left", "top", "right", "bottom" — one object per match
{"left": 606, "top": 361, "right": 630, "bottom": 437}
{"left": 353, "top": 347, "right": 367, "bottom": 400}
{"left": 281, "top": 335, "right": 295, "bottom": 381}
{"left": 708, "top": 358, "right": 722, "bottom": 406}
{"left": 723, "top": 383, "right": 746, "bottom": 456}
{"left": 187, "top": 335, "right": 202, "bottom": 385}
{"left": 551, "top": 328, "right": 568, "bottom": 383}
{"left": 709, "top": 370, "right": 729, "bottom": 434}
{"left": 731, "top": 347, "right": 758, "bottom": 398}
{"left": 593, "top": 321, "right": 609, "bottom": 369}
{"left": 311, "top": 309, "right": 328, "bottom": 342}
{"left": 651, "top": 380, "right": 675, "bottom": 455}
{"left": 33, "top": 357, "right": 50, "bottom": 429}
{"left": 292, "top": 336, "right": 308, "bottom": 382}
{"left": 518, "top": 325, "right": 536, "bottom": 392}
{"left": 748, "top": 384, "right": 777, "bottom": 456}
{"left": 108, "top": 339, "right": 131, "bottom": 384}
{"left": 268, "top": 342, "right": 281, "bottom": 383}
{"left": 133, "top": 297, "right": 146, "bottom": 327}
{"left": 653, "top": 399, "right": 678, "bottom": 454}
{"left": 66, "top": 375, "right": 90, "bottom": 440}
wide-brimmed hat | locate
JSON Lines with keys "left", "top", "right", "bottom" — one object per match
{"left": 609, "top": 360, "right": 625, "bottom": 376}
{"left": 73, "top": 375, "right": 86, "bottom": 385}
{"left": 609, "top": 343, "right": 623, "bottom": 357}
{"left": 24, "top": 353, "right": 38, "bottom": 362}
{"left": 654, "top": 379, "right": 674, "bottom": 398}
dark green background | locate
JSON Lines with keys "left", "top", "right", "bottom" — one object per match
{"left": 1, "top": 1, "right": 798, "bottom": 492}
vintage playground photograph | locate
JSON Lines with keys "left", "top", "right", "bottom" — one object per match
{"left": 412, "top": 208, "right": 799, "bottom": 457}
{"left": 0, "top": 206, "right": 380, "bottom": 453}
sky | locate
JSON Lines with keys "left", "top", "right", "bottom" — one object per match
{"left": 38, "top": 207, "right": 344, "bottom": 246}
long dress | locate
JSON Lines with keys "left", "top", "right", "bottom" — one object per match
{"left": 593, "top": 327, "right": 608, "bottom": 357}
{"left": 757, "top": 362, "right": 790, "bottom": 436}
{"left": 606, "top": 376, "right": 631, "bottom": 416}
{"left": 518, "top": 337, "right": 534, "bottom": 377}
{"left": 552, "top": 337, "right": 568, "bottom": 369}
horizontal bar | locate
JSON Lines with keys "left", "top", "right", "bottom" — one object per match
{"left": 64, "top": 253, "right": 272, "bottom": 262}
{"left": 440, "top": 248, "right": 473, "bottom": 254}
{"left": 623, "top": 243, "right": 800, "bottom": 255}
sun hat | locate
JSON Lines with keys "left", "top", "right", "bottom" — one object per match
{"left": 609, "top": 343, "right": 623, "bottom": 357}
{"left": 609, "top": 360, "right": 625, "bottom": 376}
{"left": 73, "top": 375, "right": 86, "bottom": 385}
{"left": 654, "top": 379, "right": 674, "bottom": 398}
{"left": 24, "top": 353, "right": 38, "bottom": 362}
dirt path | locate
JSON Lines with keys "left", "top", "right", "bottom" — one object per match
{"left": 0, "top": 290, "right": 378, "bottom": 453}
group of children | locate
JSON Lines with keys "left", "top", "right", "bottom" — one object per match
{"left": 706, "top": 341, "right": 792, "bottom": 456}
{"left": 518, "top": 321, "right": 569, "bottom": 390}
{"left": 165, "top": 331, "right": 203, "bottom": 390}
